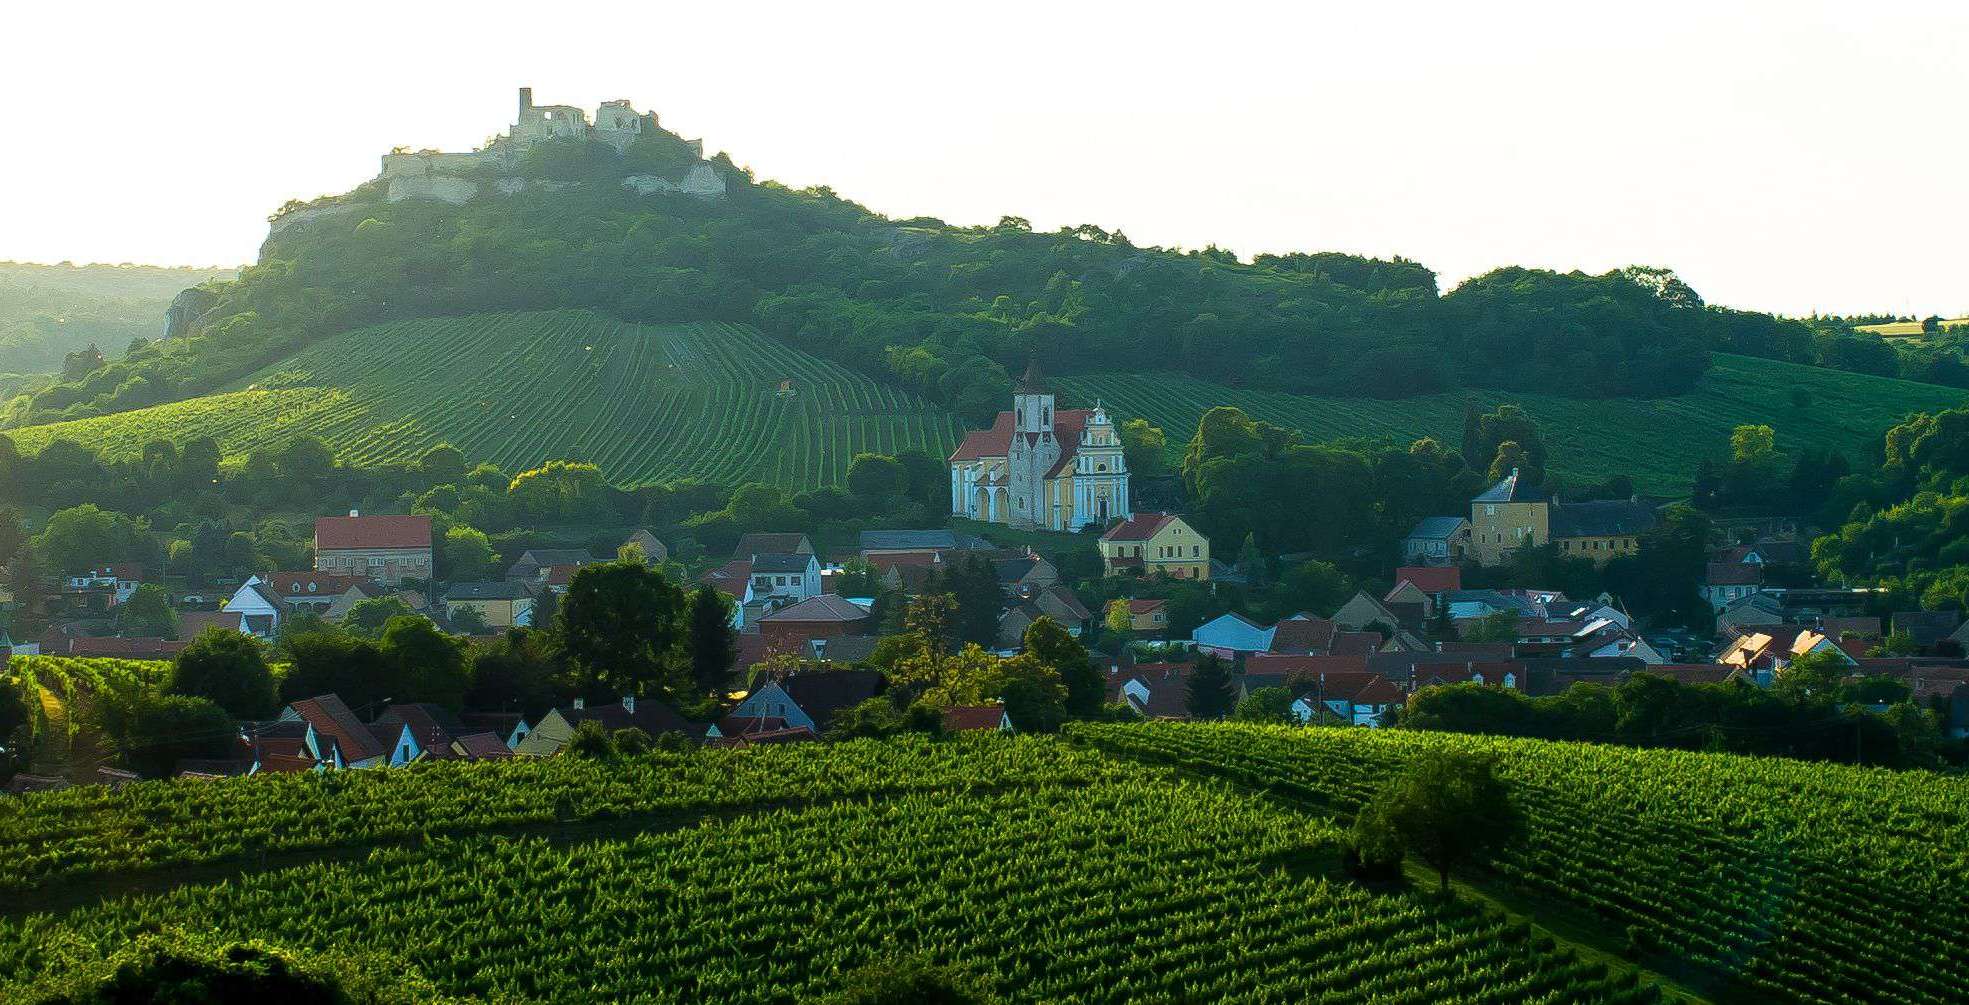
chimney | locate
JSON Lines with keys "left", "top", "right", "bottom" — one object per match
{"left": 621, "top": 694, "right": 636, "bottom": 714}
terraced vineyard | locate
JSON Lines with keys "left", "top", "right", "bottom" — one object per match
{"left": 1059, "top": 353, "right": 1969, "bottom": 494}
{"left": 0, "top": 737, "right": 1660, "bottom": 1004}
{"left": 1073, "top": 721, "right": 1969, "bottom": 1005}
{"left": 2, "top": 311, "right": 965, "bottom": 490}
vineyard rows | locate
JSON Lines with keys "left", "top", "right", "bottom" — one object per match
{"left": 4, "top": 311, "right": 966, "bottom": 490}
{"left": 1071, "top": 721, "right": 1969, "bottom": 1005}
{"left": 1057, "top": 354, "right": 1968, "bottom": 494}
{"left": 0, "top": 740, "right": 1659, "bottom": 1004}
{"left": 2, "top": 657, "right": 171, "bottom": 776}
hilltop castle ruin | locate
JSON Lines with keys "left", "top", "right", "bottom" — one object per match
{"left": 271, "top": 89, "right": 727, "bottom": 225}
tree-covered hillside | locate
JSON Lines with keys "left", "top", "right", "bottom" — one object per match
{"left": 0, "top": 262, "right": 235, "bottom": 375}
{"left": 0, "top": 121, "right": 1791, "bottom": 430}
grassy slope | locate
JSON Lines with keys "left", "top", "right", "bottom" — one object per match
{"left": 1058, "top": 353, "right": 1969, "bottom": 495}
{"left": 2, "top": 310, "right": 965, "bottom": 491}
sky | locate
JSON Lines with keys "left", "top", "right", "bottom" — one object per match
{"left": 4, "top": 0, "right": 1965, "bottom": 317}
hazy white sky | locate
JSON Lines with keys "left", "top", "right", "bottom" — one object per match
{"left": 4, "top": 0, "right": 1964, "bottom": 316}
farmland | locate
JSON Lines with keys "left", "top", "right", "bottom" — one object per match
{"left": 1075, "top": 721, "right": 1969, "bottom": 1005}
{"left": 1059, "top": 353, "right": 1969, "bottom": 494}
{"left": 0, "top": 735, "right": 1662, "bottom": 1004}
{"left": 2, "top": 311, "right": 965, "bottom": 490}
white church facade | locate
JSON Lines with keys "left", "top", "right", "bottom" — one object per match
{"left": 948, "top": 364, "right": 1131, "bottom": 532}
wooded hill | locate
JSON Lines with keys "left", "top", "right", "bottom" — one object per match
{"left": 1, "top": 118, "right": 1867, "bottom": 433}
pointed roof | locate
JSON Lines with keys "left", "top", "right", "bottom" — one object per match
{"left": 1473, "top": 469, "right": 1547, "bottom": 504}
{"left": 1016, "top": 357, "right": 1047, "bottom": 394}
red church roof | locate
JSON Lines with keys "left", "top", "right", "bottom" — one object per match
{"left": 314, "top": 514, "right": 432, "bottom": 551}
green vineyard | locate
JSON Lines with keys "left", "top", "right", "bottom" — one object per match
{"left": 2, "top": 311, "right": 966, "bottom": 490}
{"left": 1058, "top": 354, "right": 1969, "bottom": 494}
{"left": 1073, "top": 721, "right": 1969, "bottom": 1005}
{"left": 0, "top": 736, "right": 1661, "bottom": 1004}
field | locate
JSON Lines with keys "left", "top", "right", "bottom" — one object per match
{"left": 1058, "top": 353, "right": 1969, "bottom": 494}
{"left": 2, "top": 311, "right": 965, "bottom": 490}
{"left": 1856, "top": 318, "right": 1969, "bottom": 338}
{"left": 1075, "top": 722, "right": 1969, "bottom": 1005}
{"left": 0, "top": 736, "right": 1660, "bottom": 1004}
{"left": 2, "top": 656, "right": 171, "bottom": 781}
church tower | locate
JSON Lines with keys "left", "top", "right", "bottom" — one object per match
{"left": 1073, "top": 403, "right": 1130, "bottom": 529}
{"left": 1006, "top": 359, "right": 1061, "bottom": 529}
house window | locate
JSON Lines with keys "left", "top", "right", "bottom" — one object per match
{"left": 1485, "top": 505, "right": 1496, "bottom": 516}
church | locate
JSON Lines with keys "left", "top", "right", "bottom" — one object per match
{"left": 948, "top": 363, "right": 1131, "bottom": 532}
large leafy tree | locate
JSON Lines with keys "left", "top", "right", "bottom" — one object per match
{"left": 1021, "top": 616, "right": 1101, "bottom": 718}
{"left": 1353, "top": 749, "right": 1521, "bottom": 893}
{"left": 560, "top": 560, "right": 688, "bottom": 698}
{"left": 171, "top": 629, "right": 277, "bottom": 719}
{"left": 1184, "top": 653, "right": 1237, "bottom": 720}
{"left": 381, "top": 615, "right": 468, "bottom": 709}
{"left": 686, "top": 585, "right": 738, "bottom": 699}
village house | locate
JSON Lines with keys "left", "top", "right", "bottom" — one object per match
{"left": 1385, "top": 566, "right": 1462, "bottom": 618}
{"left": 728, "top": 670, "right": 885, "bottom": 735}
{"left": 1191, "top": 612, "right": 1275, "bottom": 656}
{"left": 64, "top": 565, "right": 145, "bottom": 606}
{"left": 1704, "top": 562, "right": 1765, "bottom": 612}
{"left": 733, "top": 533, "right": 814, "bottom": 559}
{"left": 263, "top": 571, "right": 380, "bottom": 611}
{"left": 1290, "top": 672, "right": 1404, "bottom": 727}
{"left": 859, "top": 529, "right": 990, "bottom": 561}
{"left": 223, "top": 576, "right": 286, "bottom": 638}
{"left": 516, "top": 695, "right": 707, "bottom": 755}
{"left": 506, "top": 549, "right": 597, "bottom": 584}
{"left": 1099, "top": 512, "right": 1210, "bottom": 579}
{"left": 942, "top": 705, "right": 1012, "bottom": 733}
{"left": 748, "top": 552, "right": 822, "bottom": 603}
{"left": 1401, "top": 517, "right": 1470, "bottom": 567}
{"left": 444, "top": 581, "right": 536, "bottom": 628}
{"left": 314, "top": 512, "right": 433, "bottom": 585}
{"left": 1464, "top": 470, "right": 1656, "bottom": 566}
{"left": 948, "top": 363, "right": 1130, "bottom": 531}
{"left": 758, "top": 595, "right": 871, "bottom": 658}
{"left": 1122, "top": 599, "right": 1169, "bottom": 635}
{"left": 622, "top": 529, "right": 669, "bottom": 564}
{"left": 281, "top": 694, "right": 389, "bottom": 768}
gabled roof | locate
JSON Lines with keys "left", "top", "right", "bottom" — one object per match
{"left": 1473, "top": 470, "right": 1545, "bottom": 504}
{"left": 314, "top": 514, "right": 432, "bottom": 551}
{"left": 1550, "top": 499, "right": 1657, "bottom": 538}
{"left": 759, "top": 594, "right": 871, "bottom": 624}
{"left": 733, "top": 533, "right": 813, "bottom": 558}
{"left": 1390, "top": 566, "right": 1462, "bottom": 595}
{"left": 1405, "top": 516, "right": 1469, "bottom": 540}
{"left": 266, "top": 571, "right": 379, "bottom": 597}
{"left": 1101, "top": 512, "right": 1180, "bottom": 543}
{"left": 445, "top": 581, "right": 534, "bottom": 601}
{"left": 1125, "top": 599, "right": 1167, "bottom": 614}
{"left": 750, "top": 552, "right": 816, "bottom": 574}
{"left": 1035, "top": 585, "right": 1092, "bottom": 624}
{"left": 943, "top": 705, "right": 1006, "bottom": 732}
{"left": 287, "top": 694, "right": 386, "bottom": 763}
{"left": 177, "top": 611, "right": 246, "bottom": 638}
{"left": 699, "top": 559, "right": 752, "bottom": 600}
{"left": 1894, "top": 610, "right": 1961, "bottom": 647}
{"left": 454, "top": 732, "right": 513, "bottom": 760}
{"left": 860, "top": 529, "right": 961, "bottom": 552}
{"left": 560, "top": 698, "right": 706, "bottom": 740}
{"left": 1706, "top": 562, "right": 1764, "bottom": 587}
{"left": 1330, "top": 631, "right": 1384, "bottom": 656}
{"left": 376, "top": 703, "right": 467, "bottom": 760}
{"left": 513, "top": 549, "right": 596, "bottom": 568}
{"left": 1246, "top": 653, "right": 1370, "bottom": 684}
{"left": 1268, "top": 617, "right": 1337, "bottom": 654}
{"left": 778, "top": 670, "right": 886, "bottom": 732}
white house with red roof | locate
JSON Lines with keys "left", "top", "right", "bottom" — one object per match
{"left": 948, "top": 361, "right": 1129, "bottom": 531}
{"left": 313, "top": 511, "right": 433, "bottom": 586}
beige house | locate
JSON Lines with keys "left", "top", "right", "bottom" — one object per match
{"left": 1099, "top": 513, "right": 1210, "bottom": 580}
{"left": 443, "top": 582, "right": 535, "bottom": 629}
{"left": 314, "top": 512, "right": 433, "bottom": 585}
{"left": 1468, "top": 471, "right": 1655, "bottom": 567}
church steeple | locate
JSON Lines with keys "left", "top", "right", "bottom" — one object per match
{"left": 1015, "top": 357, "right": 1046, "bottom": 394}
{"left": 1013, "top": 357, "right": 1054, "bottom": 435}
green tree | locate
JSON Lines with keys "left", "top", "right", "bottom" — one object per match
{"left": 934, "top": 555, "right": 1003, "bottom": 648}
{"left": 1022, "top": 616, "right": 1102, "bottom": 717}
{"left": 1462, "top": 610, "right": 1520, "bottom": 643}
{"left": 1185, "top": 653, "right": 1237, "bottom": 720}
{"left": 381, "top": 615, "right": 467, "bottom": 709}
{"left": 171, "top": 628, "right": 277, "bottom": 719}
{"left": 687, "top": 585, "right": 738, "bottom": 699}
{"left": 439, "top": 525, "right": 496, "bottom": 582}
{"left": 564, "top": 719, "right": 616, "bottom": 759}
{"left": 340, "top": 596, "right": 420, "bottom": 638}
{"left": 31, "top": 504, "right": 152, "bottom": 574}
{"left": 119, "top": 694, "right": 237, "bottom": 778}
{"left": 845, "top": 452, "right": 905, "bottom": 501}
{"left": 1103, "top": 599, "right": 1134, "bottom": 654}
{"left": 829, "top": 696, "right": 909, "bottom": 740}
{"left": 1234, "top": 686, "right": 1296, "bottom": 724}
{"left": 416, "top": 443, "right": 468, "bottom": 486}
{"left": 281, "top": 631, "right": 395, "bottom": 714}
{"left": 0, "top": 506, "right": 25, "bottom": 562}
{"left": 1119, "top": 418, "right": 1168, "bottom": 478}
{"left": 560, "top": 560, "right": 688, "bottom": 697}
{"left": 1354, "top": 749, "right": 1521, "bottom": 893}
{"left": 448, "top": 604, "right": 489, "bottom": 635}
{"left": 119, "top": 583, "right": 178, "bottom": 638}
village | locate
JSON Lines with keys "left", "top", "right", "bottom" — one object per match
{"left": 5, "top": 370, "right": 1964, "bottom": 787}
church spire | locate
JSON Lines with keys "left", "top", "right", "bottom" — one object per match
{"left": 1015, "top": 357, "right": 1046, "bottom": 394}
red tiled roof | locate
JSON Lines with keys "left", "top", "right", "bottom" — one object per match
{"left": 948, "top": 409, "right": 1093, "bottom": 466}
{"left": 314, "top": 515, "right": 432, "bottom": 551}
{"left": 1125, "top": 599, "right": 1167, "bottom": 614}
{"left": 1329, "top": 631, "right": 1383, "bottom": 656}
{"left": 1101, "top": 512, "right": 1178, "bottom": 543}
{"left": 454, "top": 732, "right": 513, "bottom": 760}
{"left": 1298, "top": 671, "right": 1404, "bottom": 706}
{"left": 943, "top": 705, "right": 1005, "bottom": 732}
{"left": 1246, "top": 654, "right": 1370, "bottom": 685}
{"left": 758, "top": 595, "right": 871, "bottom": 624}
{"left": 1268, "top": 617, "right": 1337, "bottom": 654}
{"left": 1390, "top": 566, "right": 1461, "bottom": 595}
{"left": 66, "top": 637, "right": 187, "bottom": 659}
{"left": 267, "top": 572, "right": 377, "bottom": 597}
{"left": 288, "top": 694, "right": 387, "bottom": 763}
{"left": 700, "top": 559, "right": 752, "bottom": 600}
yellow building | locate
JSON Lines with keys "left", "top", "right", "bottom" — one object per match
{"left": 1099, "top": 513, "right": 1210, "bottom": 580}
{"left": 1468, "top": 469, "right": 1656, "bottom": 567}
{"left": 442, "top": 581, "right": 536, "bottom": 629}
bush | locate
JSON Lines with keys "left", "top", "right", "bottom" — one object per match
{"left": 22, "top": 932, "right": 450, "bottom": 1004}
{"left": 564, "top": 719, "right": 614, "bottom": 759}
{"left": 171, "top": 628, "right": 276, "bottom": 719}
{"left": 611, "top": 727, "right": 654, "bottom": 755}
{"left": 121, "top": 694, "right": 236, "bottom": 778}
{"left": 824, "top": 956, "right": 996, "bottom": 1005}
